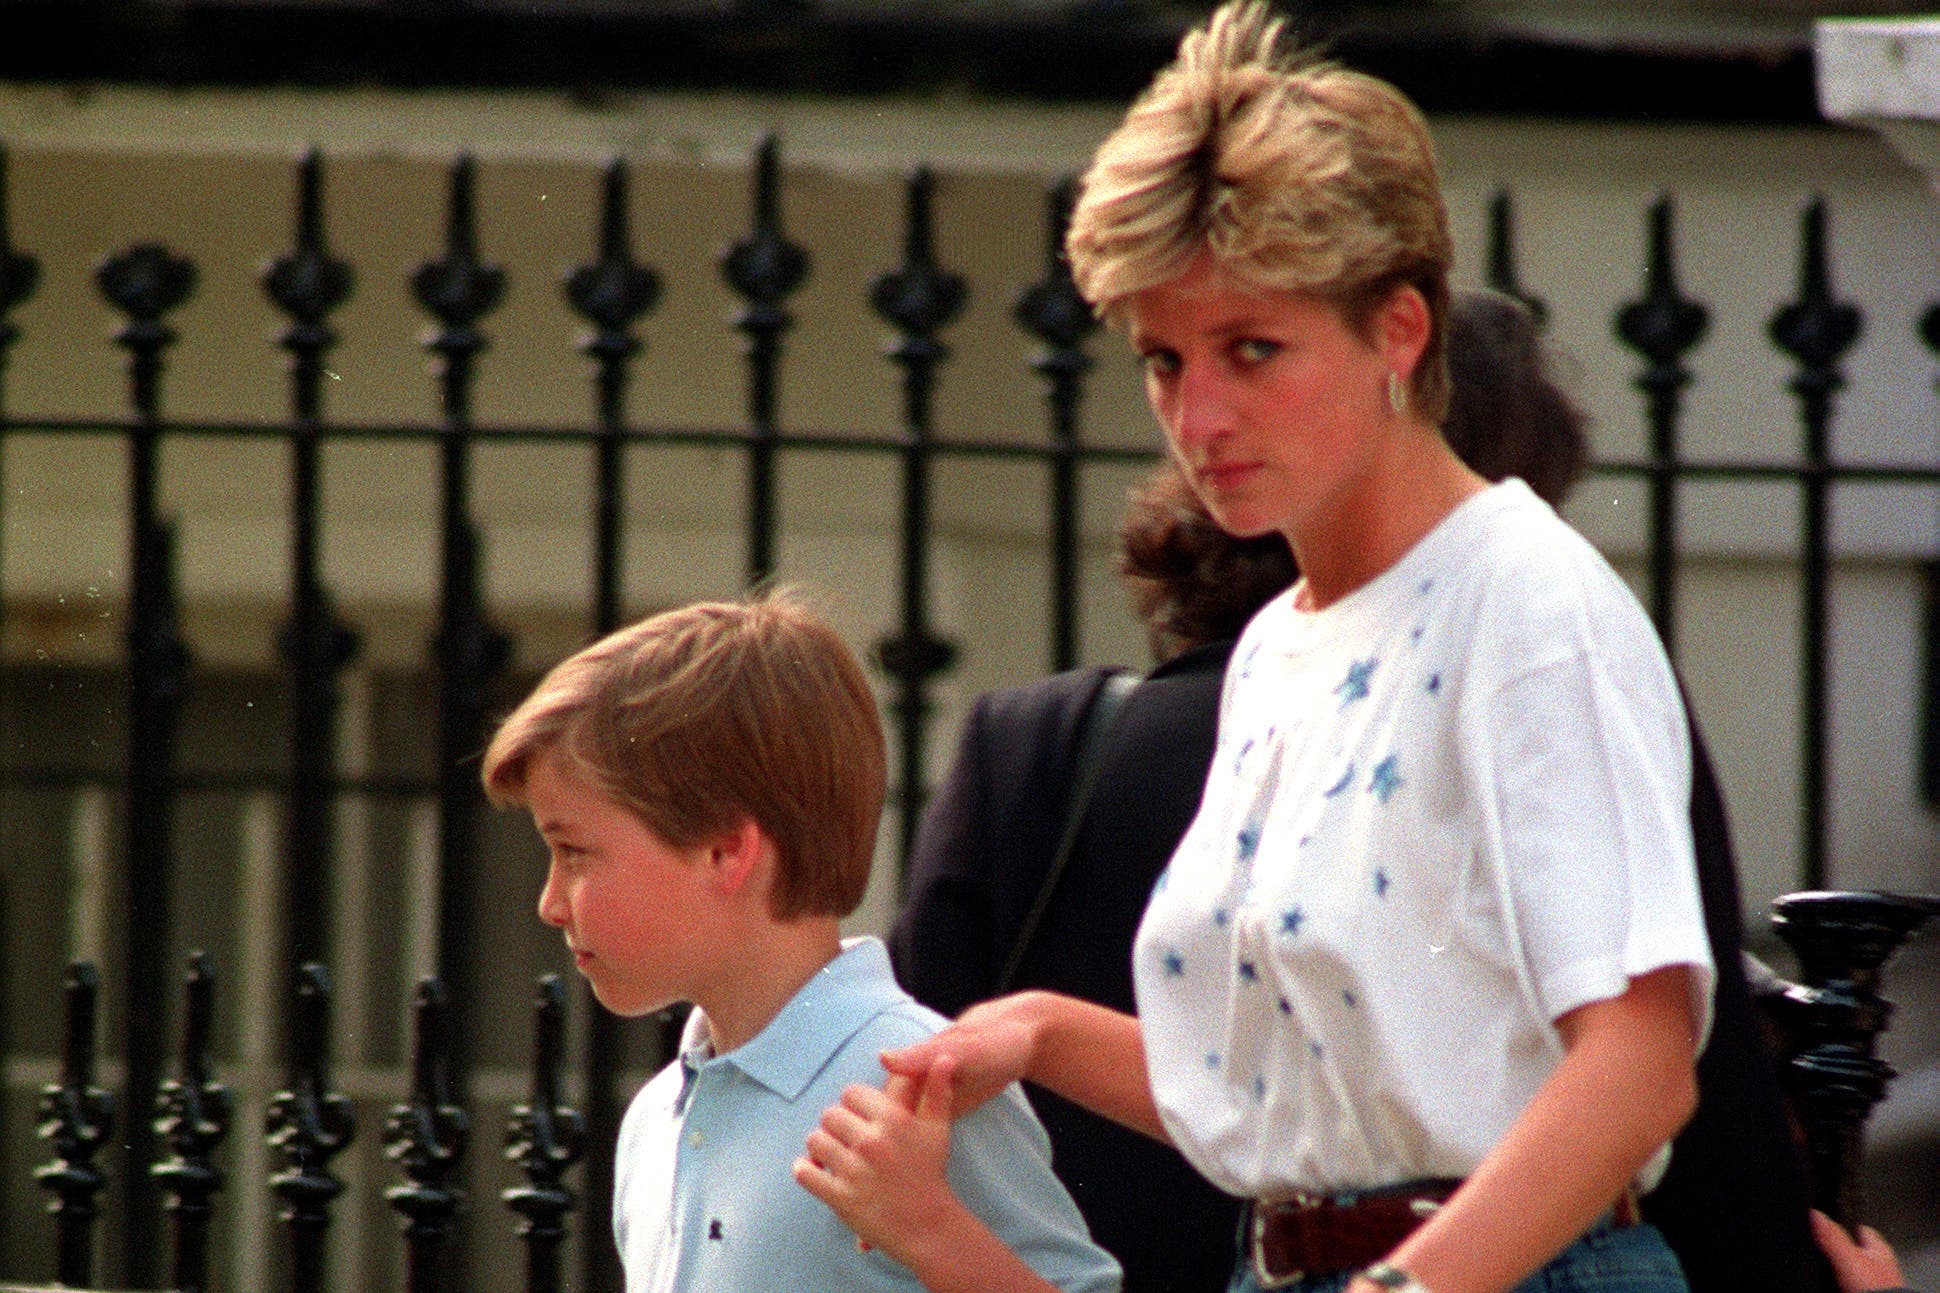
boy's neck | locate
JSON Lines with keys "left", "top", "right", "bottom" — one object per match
{"left": 693, "top": 915, "right": 845, "bottom": 1055}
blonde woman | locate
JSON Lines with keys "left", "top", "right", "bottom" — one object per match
{"left": 800, "top": 7, "right": 1711, "bottom": 1293}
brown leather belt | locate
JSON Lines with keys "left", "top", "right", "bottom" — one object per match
{"left": 1247, "top": 1180, "right": 1643, "bottom": 1289}
{"left": 1247, "top": 1179, "right": 1462, "bottom": 1289}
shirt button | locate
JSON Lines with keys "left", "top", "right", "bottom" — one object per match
{"left": 689, "top": 1131, "right": 704, "bottom": 1147}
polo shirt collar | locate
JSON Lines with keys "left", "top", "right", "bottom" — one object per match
{"left": 679, "top": 936, "right": 909, "bottom": 1104}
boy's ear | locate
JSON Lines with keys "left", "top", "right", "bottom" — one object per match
{"left": 705, "top": 817, "right": 770, "bottom": 897}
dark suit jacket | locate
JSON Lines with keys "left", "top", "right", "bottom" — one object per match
{"left": 890, "top": 640, "right": 1832, "bottom": 1293}
{"left": 891, "top": 643, "right": 1242, "bottom": 1293}
{"left": 1644, "top": 684, "right": 1836, "bottom": 1293}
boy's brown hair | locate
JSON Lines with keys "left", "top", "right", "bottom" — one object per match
{"left": 482, "top": 589, "right": 887, "bottom": 920}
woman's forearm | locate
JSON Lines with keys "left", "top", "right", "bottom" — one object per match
{"left": 1017, "top": 991, "right": 1169, "bottom": 1143}
{"left": 1370, "top": 967, "right": 1700, "bottom": 1293}
{"left": 880, "top": 990, "right": 1166, "bottom": 1143}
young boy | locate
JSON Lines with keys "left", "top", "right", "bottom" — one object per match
{"left": 481, "top": 590, "right": 1121, "bottom": 1293}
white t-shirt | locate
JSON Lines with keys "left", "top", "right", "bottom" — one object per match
{"left": 1132, "top": 479, "right": 1715, "bottom": 1201}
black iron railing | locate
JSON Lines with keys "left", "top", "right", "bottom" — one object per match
{"left": 12, "top": 899, "right": 1938, "bottom": 1293}
{"left": 0, "top": 134, "right": 1935, "bottom": 1292}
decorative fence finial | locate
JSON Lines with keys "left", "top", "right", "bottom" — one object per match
{"left": 504, "top": 975, "right": 587, "bottom": 1293}
{"left": 264, "top": 148, "right": 356, "bottom": 424}
{"left": 1614, "top": 194, "right": 1709, "bottom": 647}
{"left": 567, "top": 157, "right": 662, "bottom": 635}
{"left": 0, "top": 142, "right": 41, "bottom": 408}
{"left": 1013, "top": 174, "right": 1099, "bottom": 672}
{"left": 386, "top": 977, "right": 471, "bottom": 1293}
{"left": 1770, "top": 197, "right": 1862, "bottom": 427}
{"left": 722, "top": 131, "right": 811, "bottom": 584}
{"left": 35, "top": 962, "right": 114, "bottom": 1289}
{"left": 267, "top": 963, "right": 355, "bottom": 1293}
{"left": 1483, "top": 188, "right": 1548, "bottom": 329}
{"left": 413, "top": 152, "right": 506, "bottom": 426}
{"left": 151, "top": 952, "right": 233, "bottom": 1293}
{"left": 567, "top": 158, "right": 661, "bottom": 418}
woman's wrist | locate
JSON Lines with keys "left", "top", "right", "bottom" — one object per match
{"left": 1001, "top": 990, "right": 1060, "bottom": 1083}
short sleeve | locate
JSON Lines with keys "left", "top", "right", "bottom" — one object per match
{"left": 946, "top": 1086, "right": 1125, "bottom": 1293}
{"left": 1485, "top": 646, "right": 1715, "bottom": 1041}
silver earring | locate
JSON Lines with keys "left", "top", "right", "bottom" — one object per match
{"left": 1387, "top": 371, "right": 1407, "bottom": 415}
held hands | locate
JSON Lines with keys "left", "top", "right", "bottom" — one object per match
{"left": 878, "top": 992, "right": 1046, "bottom": 1118}
{"left": 794, "top": 1056, "right": 966, "bottom": 1270}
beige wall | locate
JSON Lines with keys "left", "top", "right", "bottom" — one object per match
{"left": 2, "top": 74, "right": 1939, "bottom": 1291}
{"left": 4, "top": 81, "right": 1938, "bottom": 914}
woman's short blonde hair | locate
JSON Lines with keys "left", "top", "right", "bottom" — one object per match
{"left": 1067, "top": 0, "right": 1454, "bottom": 420}
{"left": 481, "top": 588, "right": 886, "bottom": 921}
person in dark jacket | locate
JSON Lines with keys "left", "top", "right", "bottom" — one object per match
{"left": 891, "top": 287, "right": 1831, "bottom": 1293}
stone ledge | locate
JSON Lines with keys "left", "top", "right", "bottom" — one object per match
{"left": 1816, "top": 16, "right": 1940, "bottom": 191}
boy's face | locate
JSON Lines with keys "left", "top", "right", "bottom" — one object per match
{"left": 524, "top": 751, "right": 722, "bottom": 1017}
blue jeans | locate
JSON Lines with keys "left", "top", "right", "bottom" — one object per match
{"left": 1226, "top": 1221, "right": 1690, "bottom": 1293}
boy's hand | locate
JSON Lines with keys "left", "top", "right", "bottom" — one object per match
{"left": 794, "top": 1057, "right": 967, "bottom": 1270}
{"left": 879, "top": 993, "right": 1044, "bottom": 1118}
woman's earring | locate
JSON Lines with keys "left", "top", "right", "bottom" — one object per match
{"left": 1387, "top": 371, "right": 1408, "bottom": 415}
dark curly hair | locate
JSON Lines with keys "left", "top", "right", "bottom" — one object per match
{"left": 1116, "top": 288, "right": 1589, "bottom": 664}
{"left": 1441, "top": 288, "right": 1589, "bottom": 510}
{"left": 1116, "top": 463, "right": 1298, "bottom": 665}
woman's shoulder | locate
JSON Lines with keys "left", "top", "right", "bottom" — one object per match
{"left": 1437, "top": 483, "right": 1675, "bottom": 691}
{"left": 1459, "top": 483, "right": 1648, "bottom": 623}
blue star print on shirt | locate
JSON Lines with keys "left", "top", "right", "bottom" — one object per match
{"left": 1335, "top": 658, "right": 1377, "bottom": 709}
{"left": 1237, "top": 824, "right": 1261, "bottom": 863}
{"left": 1280, "top": 907, "right": 1305, "bottom": 937}
{"left": 1369, "top": 755, "right": 1404, "bottom": 803}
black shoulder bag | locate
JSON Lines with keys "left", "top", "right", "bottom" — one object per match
{"left": 993, "top": 669, "right": 1141, "bottom": 994}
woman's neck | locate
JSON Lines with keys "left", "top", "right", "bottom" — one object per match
{"left": 1288, "top": 431, "right": 1487, "bottom": 613}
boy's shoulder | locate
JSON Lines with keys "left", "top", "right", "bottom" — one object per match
{"left": 723, "top": 938, "right": 949, "bottom": 1100}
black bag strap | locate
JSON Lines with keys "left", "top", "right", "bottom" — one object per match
{"left": 994, "top": 669, "right": 1141, "bottom": 995}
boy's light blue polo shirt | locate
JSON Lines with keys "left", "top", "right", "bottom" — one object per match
{"left": 613, "top": 936, "right": 1122, "bottom": 1293}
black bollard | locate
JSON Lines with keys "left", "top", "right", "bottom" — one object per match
{"left": 1768, "top": 888, "right": 1940, "bottom": 1226}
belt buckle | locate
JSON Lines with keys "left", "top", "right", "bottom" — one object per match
{"left": 1249, "top": 1193, "right": 1320, "bottom": 1291}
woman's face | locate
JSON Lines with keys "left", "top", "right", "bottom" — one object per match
{"left": 1126, "top": 254, "right": 1400, "bottom": 546}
